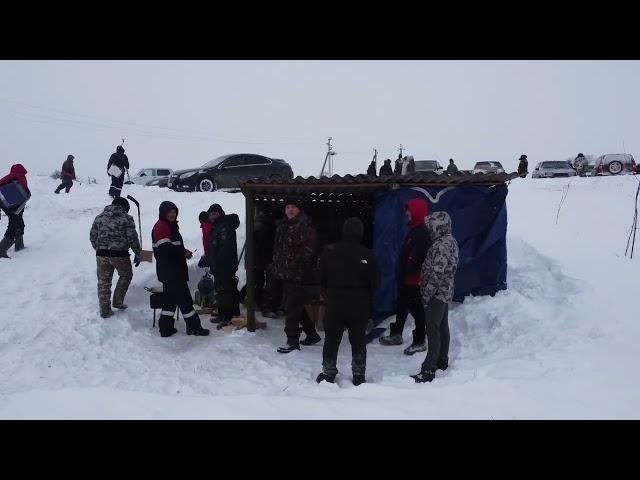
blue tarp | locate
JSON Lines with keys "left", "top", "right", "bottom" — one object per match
{"left": 372, "top": 185, "right": 508, "bottom": 325}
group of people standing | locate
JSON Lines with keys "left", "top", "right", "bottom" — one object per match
{"left": 370, "top": 154, "right": 416, "bottom": 176}
{"left": 87, "top": 192, "right": 459, "bottom": 385}
{"left": 367, "top": 154, "right": 460, "bottom": 177}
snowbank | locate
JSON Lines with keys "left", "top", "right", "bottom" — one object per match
{"left": 0, "top": 175, "right": 638, "bottom": 419}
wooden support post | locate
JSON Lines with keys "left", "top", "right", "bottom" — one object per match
{"left": 245, "top": 193, "right": 256, "bottom": 332}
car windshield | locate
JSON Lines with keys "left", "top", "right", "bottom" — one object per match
{"left": 475, "top": 162, "right": 503, "bottom": 169}
{"left": 542, "top": 162, "right": 571, "bottom": 169}
{"left": 415, "top": 161, "right": 439, "bottom": 170}
{"left": 201, "top": 155, "right": 231, "bottom": 169}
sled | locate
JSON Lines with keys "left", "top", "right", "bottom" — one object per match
{"left": 217, "top": 315, "right": 267, "bottom": 332}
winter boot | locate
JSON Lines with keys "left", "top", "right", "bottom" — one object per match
{"left": 277, "top": 341, "right": 301, "bottom": 354}
{"left": 159, "top": 316, "right": 178, "bottom": 337}
{"left": 316, "top": 372, "right": 335, "bottom": 384}
{"left": 112, "top": 303, "right": 128, "bottom": 310}
{"left": 353, "top": 374, "right": 366, "bottom": 386}
{"left": 379, "top": 333, "right": 403, "bottom": 346}
{"left": 14, "top": 234, "right": 25, "bottom": 251}
{"left": 300, "top": 331, "right": 322, "bottom": 346}
{"left": 411, "top": 370, "right": 436, "bottom": 383}
{"left": 100, "top": 309, "right": 114, "bottom": 319}
{"left": 0, "top": 236, "right": 14, "bottom": 259}
{"left": 185, "top": 315, "right": 210, "bottom": 336}
{"left": 403, "top": 343, "right": 427, "bottom": 356}
{"left": 209, "top": 315, "right": 226, "bottom": 324}
{"left": 437, "top": 360, "right": 448, "bottom": 371}
{"left": 261, "top": 310, "right": 278, "bottom": 319}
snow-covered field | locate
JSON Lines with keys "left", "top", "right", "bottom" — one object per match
{"left": 1, "top": 174, "right": 639, "bottom": 419}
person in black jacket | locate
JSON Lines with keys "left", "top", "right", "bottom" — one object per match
{"left": 379, "top": 159, "right": 393, "bottom": 176}
{"left": 207, "top": 203, "right": 240, "bottom": 327}
{"left": 517, "top": 154, "right": 528, "bottom": 178}
{"left": 55, "top": 155, "right": 76, "bottom": 194}
{"left": 394, "top": 155, "right": 403, "bottom": 175}
{"left": 317, "top": 217, "right": 379, "bottom": 386}
{"left": 152, "top": 201, "right": 209, "bottom": 337}
{"left": 107, "top": 145, "right": 130, "bottom": 198}
{"left": 379, "top": 198, "right": 431, "bottom": 354}
{"left": 367, "top": 160, "right": 377, "bottom": 176}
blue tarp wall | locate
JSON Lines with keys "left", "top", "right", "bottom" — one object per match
{"left": 372, "top": 185, "right": 508, "bottom": 325}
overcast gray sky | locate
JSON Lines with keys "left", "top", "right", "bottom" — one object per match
{"left": 1, "top": 60, "right": 639, "bottom": 179}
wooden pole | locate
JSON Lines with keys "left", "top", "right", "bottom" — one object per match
{"left": 245, "top": 193, "right": 256, "bottom": 332}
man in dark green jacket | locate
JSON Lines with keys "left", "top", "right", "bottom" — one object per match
{"left": 207, "top": 204, "right": 240, "bottom": 327}
{"left": 446, "top": 158, "right": 459, "bottom": 174}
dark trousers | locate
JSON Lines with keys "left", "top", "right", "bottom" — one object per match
{"left": 159, "top": 281, "right": 198, "bottom": 333}
{"left": 214, "top": 273, "right": 238, "bottom": 321}
{"left": 55, "top": 177, "right": 73, "bottom": 193}
{"left": 3, "top": 211, "right": 24, "bottom": 240}
{"left": 322, "top": 295, "right": 368, "bottom": 377}
{"left": 109, "top": 174, "right": 124, "bottom": 198}
{"left": 284, "top": 282, "right": 317, "bottom": 344}
{"left": 390, "top": 284, "right": 426, "bottom": 344}
{"left": 263, "top": 269, "right": 283, "bottom": 313}
{"left": 421, "top": 297, "right": 450, "bottom": 372}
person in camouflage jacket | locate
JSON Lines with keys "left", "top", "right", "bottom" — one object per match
{"left": 272, "top": 199, "right": 321, "bottom": 353}
{"left": 272, "top": 205, "right": 317, "bottom": 284}
{"left": 89, "top": 197, "right": 141, "bottom": 318}
{"left": 413, "top": 210, "right": 459, "bottom": 383}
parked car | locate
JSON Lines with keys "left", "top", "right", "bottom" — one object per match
{"left": 592, "top": 153, "right": 637, "bottom": 176}
{"left": 473, "top": 161, "right": 505, "bottom": 174}
{"left": 125, "top": 168, "right": 174, "bottom": 187}
{"left": 531, "top": 161, "right": 577, "bottom": 179}
{"left": 168, "top": 154, "right": 294, "bottom": 192}
{"left": 414, "top": 160, "right": 444, "bottom": 174}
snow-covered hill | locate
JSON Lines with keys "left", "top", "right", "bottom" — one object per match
{"left": 1, "top": 174, "right": 638, "bottom": 419}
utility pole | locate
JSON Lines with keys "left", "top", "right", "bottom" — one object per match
{"left": 373, "top": 148, "right": 378, "bottom": 171}
{"left": 319, "top": 137, "right": 336, "bottom": 177}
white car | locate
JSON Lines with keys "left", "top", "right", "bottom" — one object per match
{"left": 473, "top": 161, "right": 505, "bottom": 174}
{"left": 531, "top": 161, "right": 577, "bottom": 179}
{"left": 125, "top": 168, "right": 174, "bottom": 187}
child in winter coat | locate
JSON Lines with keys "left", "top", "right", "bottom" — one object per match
{"left": 412, "top": 211, "right": 459, "bottom": 383}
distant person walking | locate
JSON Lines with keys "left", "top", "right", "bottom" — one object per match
{"left": 55, "top": 155, "right": 76, "bottom": 194}
{"left": 107, "top": 145, "right": 129, "bottom": 198}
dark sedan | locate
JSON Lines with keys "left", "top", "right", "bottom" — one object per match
{"left": 168, "top": 154, "right": 294, "bottom": 192}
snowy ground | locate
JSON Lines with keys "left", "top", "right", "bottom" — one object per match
{"left": 1, "top": 174, "right": 639, "bottom": 419}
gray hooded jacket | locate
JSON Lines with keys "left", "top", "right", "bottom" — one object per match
{"left": 420, "top": 211, "right": 459, "bottom": 305}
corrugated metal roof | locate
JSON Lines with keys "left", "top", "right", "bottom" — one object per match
{"left": 240, "top": 172, "right": 521, "bottom": 196}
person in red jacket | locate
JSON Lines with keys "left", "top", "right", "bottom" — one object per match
{"left": 152, "top": 201, "right": 209, "bottom": 337}
{"left": 0, "top": 164, "right": 30, "bottom": 258}
{"left": 379, "top": 197, "right": 431, "bottom": 354}
{"left": 54, "top": 155, "right": 76, "bottom": 194}
{"left": 196, "top": 210, "right": 213, "bottom": 268}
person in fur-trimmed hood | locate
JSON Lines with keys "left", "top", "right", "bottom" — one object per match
{"left": 412, "top": 210, "right": 459, "bottom": 383}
